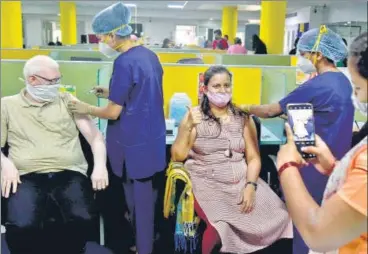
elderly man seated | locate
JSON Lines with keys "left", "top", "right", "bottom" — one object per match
{"left": 1, "top": 55, "right": 108, "bottom": 254}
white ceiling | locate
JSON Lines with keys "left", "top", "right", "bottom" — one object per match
{"left": 21, "top": 0, "right": 367, "bottom": 11}
{"left": 21, "top": 0, "right": 367, "bottom": 21}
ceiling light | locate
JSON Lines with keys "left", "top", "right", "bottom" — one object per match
{"left": 125, "top": 3, "right": 137, "bottom": 8}
{"left": 57, "top": 13, "right": 61, "bottom": 16}
{"left": 238, "top": 5, "right": 261, "bottom": 11}
{"left": 209, "top": 18, "right": 213, "bottom": 21}
{"left": 168, "top": 5, "right": 184, "bottom": 9}
{"left": 248, "top": 19, "right": 260, "bottom": 24}
{"left": 168, "top": 1, "right": 188, "bottom": 9}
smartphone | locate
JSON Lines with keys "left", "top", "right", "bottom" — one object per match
{"left": 287, "top": 103, "right": 316, "bottom": 158}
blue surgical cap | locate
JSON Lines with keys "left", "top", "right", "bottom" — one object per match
{"left": 297, "top": 27, "right": 348, "bottom": 62}
{"left": 92, "top": 2, "right": 133, "bottom": 37}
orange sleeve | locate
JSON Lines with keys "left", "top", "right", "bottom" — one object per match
{"left": 337, "top": 148, "right": 367, "bottom": 217}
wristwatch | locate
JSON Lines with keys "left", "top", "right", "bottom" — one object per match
{"left": 245, "top": 181, "right": 257, "bottom": 191}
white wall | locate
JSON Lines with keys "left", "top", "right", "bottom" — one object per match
{"left": 286, "top": 3, "right": 368, "bottom": 28}
{"left": 77, "top": 21, "right": 86, "bottom": 43}
{"left": 22, "top": 3, "right": 259, "bottom": 47}
{"left": 24, "top": 14, "right": 246, "bottom": 46}
{"left": 284, "top": 7, "right": 311, "bottom": 54}
{"left": 283, "top": 3, "right": 367, "bottom": 53}
{"left": 327, "top": 3, "right": 367, "bottom": 23}
{"left": 285, "top": 7, "right": 311, "bottom": 28}
{"left": 23, "top": 18, "right": 43, "bottom": 47}
{"left": 309, "top": 6, "right": 329, "bottom": 29}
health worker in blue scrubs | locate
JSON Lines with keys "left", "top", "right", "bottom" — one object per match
{"left": 241, "top": 26, "right": 354, "bottom": 254}
{"left": 67, "top": 3, "right": 166, "bottom": 254}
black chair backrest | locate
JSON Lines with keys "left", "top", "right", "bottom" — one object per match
{"left": 176, "top": 58, "right": 204, "bottom": 64}
{"left": 251, "top": 115, "right": 261, "bottom": 144}
{"left": 70, "top": 57, "right": 102, "bottom": 62}
{"left": 352, "top": 122, "right": 368, "bottom": 147}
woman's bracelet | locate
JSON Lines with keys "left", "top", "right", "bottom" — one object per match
{"left": 245, "top": 181, "right": 258, "bottom": 191}
{"left": 278, "top": 162, "right": 300, "bottom": 177}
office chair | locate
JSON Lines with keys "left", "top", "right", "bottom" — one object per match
{"left": 251, "top": 115, "right": 282, "bottom": 197}
{"left": 176, "top": 58, "right": 204, "bottom": 64}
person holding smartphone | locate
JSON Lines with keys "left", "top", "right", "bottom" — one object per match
{"left": 275, "top": 32, "right": 367, "bottom": 254}
{"left": 241, "top": 26, "right": 355, "bottom": 254}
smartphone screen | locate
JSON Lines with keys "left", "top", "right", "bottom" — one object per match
{"left": 287, "top": 103, "right": 316, "bottom": 158}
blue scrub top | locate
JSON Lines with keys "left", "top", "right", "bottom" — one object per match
{"left": 106, "top": 46, "right": 166, "bottom": 180}
{"left": 279, "top": 71, "right": 354, "bottom": 254}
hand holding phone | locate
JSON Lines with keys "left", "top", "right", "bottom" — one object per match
{"left": 287, "top": 103, "right": 316, "bottom": 159}
{"left": 301, "top": 135, "right": 336, "bottom": 175}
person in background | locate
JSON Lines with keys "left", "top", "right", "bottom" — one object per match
{"left": 276, "top": 32, "right": 367, "bottom": 254}
{"left": 224, "top": 34, "right": 229, "bottom": 42}
{"left": 48, "top": 41, "right": 56, "bottom": 46}
{"left": 67, "top": 3, "right": 166, "bottom": 254}
{"left": 202, "top": 36, "right": 207, "bottom": 48}
{"left": 252, "top": 34, "right": 267, "bottom": 54}
{"left": 131, "top": 34, "right": 138, "bottom": 41}
{"left": 206, "top": 39, "right": 213, "bottom": 48}
{"left": 130, "top": 33, "right": 140, "bottom": 46}
{"left": 289, "top": 37, "right": 300, "bottom": 55}
{"left": 241, "top": 26, "right": 354, "bottom": 254}
{"left": 1, "top": 55, "right": 108, "bottom": 254}
{"left": 172, "top": 65, "right": 292, "bottom": 254}
{"left": 56, "top": 37, "right": 62, "bottom": 46}
{"left": 212, "top": 29, "right": 229, "bottom": 50}
{"left": 227, "top": 37, "right": 247, "bottom": 55}
{"left": 162, "top": 38, "right": 172, "bottom": 48}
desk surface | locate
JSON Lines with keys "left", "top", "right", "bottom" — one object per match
{"left": 166, "top": 118, "right": 286, "bottom": 145}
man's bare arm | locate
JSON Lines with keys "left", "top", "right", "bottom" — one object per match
{"left": 73, "top": 114, "right": 106, "bottom": 169}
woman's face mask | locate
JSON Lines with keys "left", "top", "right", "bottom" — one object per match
{"left": 99, "top": 42, "right": 121, "bottom": 58}
{"left": 297, "top": 55, "right": 317, "bottom": 74}
{"left": 26, "top": 83, "right": 60, "bottom": 102}
{"left": 206, "top": 91, "right": 232, "bottom": 108}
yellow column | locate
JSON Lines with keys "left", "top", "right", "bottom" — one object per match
{"left": 59, "top": 2, "right": 77, "bottom": 45}
{"left": 221, "top": 7, "right": 238, "bottom": 44}
{"left": 0, "top": 1, "right": 23, "bottom": 48}
{"left": 260, "top": 1, "right": 287, "bottom": 54}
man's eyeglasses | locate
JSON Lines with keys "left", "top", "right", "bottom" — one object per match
{"left": 33, "top": 74, "right": 62, "bottom": 85}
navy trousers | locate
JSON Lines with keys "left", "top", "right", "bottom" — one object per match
{"left": 123, "top": 175, "right": 156, "bottom": 254}
{"left": 4, "top": 171, "right": 96, "bottom": 254}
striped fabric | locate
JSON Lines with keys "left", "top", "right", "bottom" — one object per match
{"left": 185, "top": 111, "right": 293, "bottom": 253}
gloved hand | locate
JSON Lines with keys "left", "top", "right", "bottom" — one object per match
{"left": 90, "top": 87, "right": 109, "bottom": 99}
{"left": 67, "top": 100, "right": 94, "bottom": 115}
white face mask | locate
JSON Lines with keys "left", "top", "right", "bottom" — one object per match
{"left": 99, "top": 42, "right": 120, "bottom": 58}
{"left": 26, "top": 83, "right": 60, "bottom": 102}
{"left": 351, "top": 92, "right": 368, "bottom": 115}
{"left": 297, "top": 56, "right": 317, "bottom": 74}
